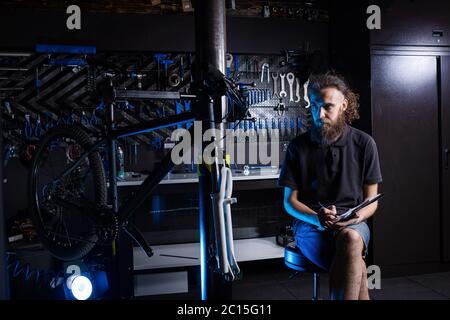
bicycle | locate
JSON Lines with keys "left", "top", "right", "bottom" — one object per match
{"left": 28, "top": 60, "right": 251, "bottom": 262}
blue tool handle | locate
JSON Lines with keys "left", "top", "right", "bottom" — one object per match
{"left": 90, "top": 113, "right": 98, "bottom": 126}
{"left": 24, "top": 120, "right": 33, "bottom": 139}
{"left": 184, "top": 100, "right": 191, "bottom": 112}
{"left": 234, "top": 55, "right": 239, "bottom": 72}
{"left": 176, "top": 101, "right": 183, "bottom": 129}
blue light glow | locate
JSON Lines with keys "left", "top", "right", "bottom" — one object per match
{"left": 70, "top": 275, "right": 93, "bottom": 300}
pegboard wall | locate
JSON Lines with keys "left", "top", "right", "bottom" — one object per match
{"left": 1, "top": 50, "right": 313, "bottom": 165}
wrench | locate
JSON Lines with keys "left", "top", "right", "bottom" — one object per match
{"left": 303, "top": 79, "right": 310, "bottom": 108}
{"left": 287, "top": 73, "right": 295, "bottom": 102}
{"left": 271, "top": 72, "right": 279, "bottom": 98}
{"left": 295, "top": 78, "right": 301, "bottom": 102}
{"left": 279, "top": 73, "right": 287, "bottom": 98}
{"left": 260, "top": 63, "right": 270, "bottom": 83}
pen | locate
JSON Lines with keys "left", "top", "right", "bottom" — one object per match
{"left": 318, "top": 201, "right": 327, "bottom": 211}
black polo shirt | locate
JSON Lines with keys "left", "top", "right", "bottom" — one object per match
{"left": 278, "top": 125, "right": 382, "bottom": 214}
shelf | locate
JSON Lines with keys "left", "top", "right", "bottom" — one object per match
{"left": 133, "top": 236, "right": 284, "bottom": 271}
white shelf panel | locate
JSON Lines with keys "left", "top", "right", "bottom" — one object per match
{"left": 133, "top": 236, "right": 284, "bottom": 271}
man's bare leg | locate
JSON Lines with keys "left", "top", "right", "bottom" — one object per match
{"left": 329, "top": 229, "right": 364, "bottom": 300}
{"left": 359, "top": 259, "right": 370, "bottom": 300}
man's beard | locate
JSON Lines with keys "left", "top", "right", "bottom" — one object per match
{"left": 321, "top": 112, "right": 346, "bottom": 142}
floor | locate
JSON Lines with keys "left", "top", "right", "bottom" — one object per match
{"left": 147, "top": 260, "right": 450, "bottom": 300}
{"left": 232, "top": 267, "right": 450, "bottom": 300}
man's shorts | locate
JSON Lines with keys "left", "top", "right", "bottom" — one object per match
{"left": 293, "top": 219, "right": 370, "bottom": 272}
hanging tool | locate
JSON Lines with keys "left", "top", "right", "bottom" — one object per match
{"left": 176, "top": 100, "right": 183, "bottom": 129}
{"left": 168, "top": 73, "right": 181, "bottom": 87}
{"left": 35, "top": 67, "right": 41, "bottom": 97}
{"left": 233, "top": 55, "right": 239, "bottom": 78}
{"left": 290, "top": 116, "right": 295, "bottom": 139}
{"left": 129, "top": 72, "right": 147, "bottom": 90}
{"left": 253, "top": 60, "right": 259, "bottom": 79}
{"left": 3, "top": 100, "right": 13, "bottom": 119}
{"left": 43, "top": 111, "right": 55, "bottom": 130}
{"left": 225, "top": 54, "right": 233, "bottom": 78}
{"left": 279, "top": 73, "right": 287, "bottom": 98}
{"left": 23, "top": 114, "right": 33, "bottom": 139}
{"left": 303, "top": 79, "right": 311, "bottom": 108}
{"left": 153, "top": 53, "right": 168, "bottom": 90}
{"left": 287, "top": 73, "right": 295, "bottom": 102}
{"left": 260, "top": 63, "right": 270, "bottom": 83}
{"left": 295, "top": 78, "right": 301, "bottom": 103}
{"left": 161, "top": 59, "right": 174, "bottom": 88}
{"left": 66, "top": 113, "right": 75, "bottom": 125}
{"left": 80, "top": 110, "right": 97, "bottom": 127}
{"left": 184, "top": 100, "right": 192, "bottom": 129}
{"left": 180, "top": 56, "right": 185, "bottom": 81}
{"left": 34, "top": 115, "right": 44, "bottom": 138}
{"left": 245, "top": 58, "right": 251, "bottom": 74}
{"left": 275, "top": 100, "right": 286, "bottom": 116}
{"left": 80, "top": 110, "right": 90, "bottom": 127}
{"left": 271, "top": 72, "right": 279, "bottom": 98}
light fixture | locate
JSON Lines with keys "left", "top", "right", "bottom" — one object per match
{"left": 66, "top": 274, "right": 93, "bottom": 300}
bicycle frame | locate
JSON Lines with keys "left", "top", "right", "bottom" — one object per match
{"left": 50, "top": 72, "right": 245, "bottom": 258}
{"left": 50, "top": 99, "right": 198, "bottom": 257}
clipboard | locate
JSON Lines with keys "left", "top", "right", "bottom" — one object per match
{"left": 337, "top": 193, "right": 385, "bottom": 221}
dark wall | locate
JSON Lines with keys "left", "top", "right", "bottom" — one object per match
{"left": 328, "top": 1, "right": 371, "bottom": 134}
{"left": 0, "top": 8, "right": 328, "bottom": 54}
{"left": 371, "top": 0, "right": 450, "bottom": 46}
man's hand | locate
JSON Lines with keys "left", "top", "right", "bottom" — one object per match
{"left": 331, "top": 214, "right": 362, "bottom": 230}
{"left": 318, "top": 205, "right": 338, "bottom": 229}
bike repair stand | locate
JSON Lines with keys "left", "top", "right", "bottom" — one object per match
{"left": 195, "top": 0, "right": 233, "bottom": 300}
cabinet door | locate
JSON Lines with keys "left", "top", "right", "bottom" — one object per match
{"left": 441, "top": 56, "right": 450, "bottom": 262}
{"left": 370, "top": 0, "right": 450, "bottom": 46}
{"left": 371, "top": 54, "right": 440, "bottom": 265}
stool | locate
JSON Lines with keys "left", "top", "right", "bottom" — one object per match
{"left": 284, "top": 244, "right": 327, "bottom": 300}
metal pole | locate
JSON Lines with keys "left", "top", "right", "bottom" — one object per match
{"left": 313, "top": 273, "right": 320, "bottom": 300}
{"left": 194, "top": 0, "right": 230, "bottom": 300}
{"left": 0, "top": 102, "right": 10, "bottom": 299}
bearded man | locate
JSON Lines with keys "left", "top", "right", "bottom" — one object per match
{"left": 278, "top": 73, "right": 382, "bottom": 300}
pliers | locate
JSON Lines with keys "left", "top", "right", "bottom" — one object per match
{"left": 34, "top": 115, "right": 44, "bottom": 138}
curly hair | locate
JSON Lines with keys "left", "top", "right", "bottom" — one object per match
{"left": 309, "top": 73, "right": 360, "bottom": 123}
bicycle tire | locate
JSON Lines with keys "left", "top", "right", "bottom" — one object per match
{"left": 28, "top": 125, "right": 107, "bottom": 261}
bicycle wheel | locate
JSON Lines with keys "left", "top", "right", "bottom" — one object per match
{"left": 29, "top": 125, "right": 107, "bottom": 261}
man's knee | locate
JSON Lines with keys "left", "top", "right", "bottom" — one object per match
{"left": 336, "top": 229, "right": 364, "bottom": 256}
